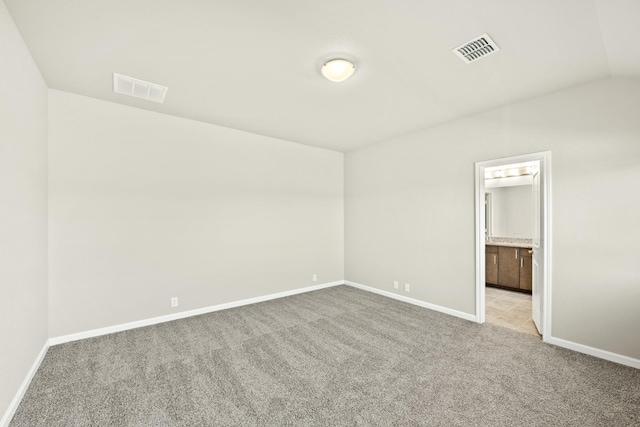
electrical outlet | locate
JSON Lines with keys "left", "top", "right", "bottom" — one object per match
{"left": 312, "top": 274, "right": 317, "bottom": 282}
{"left": 404, "top": 283, "right": 410, "bottom": 292}
{"left": 171, "top": 297, "right": 178, "bottom": 308}
{"left": 393, "top": 281, "right": 399, "bottom": 289}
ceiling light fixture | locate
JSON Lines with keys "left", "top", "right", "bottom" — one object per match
{"left": 485, "top": 166, "right": 534, "bottom": 180}
{"left": 321, "top": 59, "right": 355, "bottom": 82}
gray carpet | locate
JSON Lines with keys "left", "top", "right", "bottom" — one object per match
{"left": 10, "top": 285, "right": 640, "bottom": 426}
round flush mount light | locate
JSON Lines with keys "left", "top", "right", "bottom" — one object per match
{"left": 321, "top": 59, "right": 355, "bottom": 82}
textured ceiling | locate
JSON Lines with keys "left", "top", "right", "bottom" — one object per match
{"left": 5, "top": 0, "right": 640, "bottom": 152}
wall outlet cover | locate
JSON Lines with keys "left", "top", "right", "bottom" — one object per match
{"left": 404, "top": 283, "right": 410, "bottom": 292}
{"left": 393, "top": 281, "right": 399, "bottom": 289}
{"left": 171, "top": 297, "right": 178, "bottom": 307}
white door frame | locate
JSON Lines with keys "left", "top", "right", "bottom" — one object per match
{"left": 474, "top": 151, "right": 553, "bottom": 341}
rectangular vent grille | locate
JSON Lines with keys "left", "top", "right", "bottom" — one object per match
{"left": 452, "top": 33, "right": 500, "bottom": 64}
{"left": 113, "top": 73, "right": 168, "bottom": 103}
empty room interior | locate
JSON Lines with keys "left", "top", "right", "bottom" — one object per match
{"left": 2, "top": 0, "right": 639, "bottom": 425}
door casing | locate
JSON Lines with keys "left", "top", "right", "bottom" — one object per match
{"left": 474, "top": 151, "right": 552, "bottom": 340}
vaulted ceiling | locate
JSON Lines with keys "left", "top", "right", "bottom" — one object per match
{"left": 5, "top": 0, "right": 640, "bottom": 151}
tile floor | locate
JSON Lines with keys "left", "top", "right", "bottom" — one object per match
{"left": 485, "top": 286, "right": 541, "bottom": 336}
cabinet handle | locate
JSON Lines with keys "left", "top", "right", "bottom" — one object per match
{"left": 494, "top": 255, "right": 497, "bottom": 265}
{"left": 521, "top": 257, "right": 523, "bottom": 268}
{"left": 515, "top": 249, "right": 518, "bottom": 259}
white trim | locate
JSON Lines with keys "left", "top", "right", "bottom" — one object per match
{"left": 546, "top": 336, "right": 640, "bottom": 369}
{"left": 3, "top": 279, "right": 636, "bottom": 427}
{"left": 49, "top": 281, "right": 343, "bottom": 346}
{"left": 345, "top": 280, "right": 477, "bottom": 322}
{"left": 346, "top": 279, "right": 638, "bottom": 370}
{"left": 1, "top": 340, "right": 49, "bottom": 427}
{"left": 474, "top": 151, "right": 553, "bottom": 342}
{"left": 544, "top": 154, "right": 553, "bottom": 342}
{"left": 475, "top": 161, "right": 485, "bottom": 324}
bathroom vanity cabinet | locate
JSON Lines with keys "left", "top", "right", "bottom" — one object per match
{"left": 485, "top": 244, "right": 532, "bottom": 292}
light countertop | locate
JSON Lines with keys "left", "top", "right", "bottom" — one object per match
{"left": 486, "top": 237, "right": 533, "bottom": 249}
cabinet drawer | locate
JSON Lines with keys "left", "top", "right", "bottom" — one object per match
{"left": 486, "top": 245, "right": 498, "bottom": 254}
{"left": 499, "top": 246, "right": 530, "bottom": 257}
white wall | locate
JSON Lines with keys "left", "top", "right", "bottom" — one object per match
{"left": 48, "top": 90, "right": 344, "bottom": 337}
{"left": 345, "top": 77, "right": 640, "bottom": 360}
{"left": 487, "top": 185, "right": 533, "bottom": 238}
{"left": 0, "top": 2, "right": 48, "bottom": 421}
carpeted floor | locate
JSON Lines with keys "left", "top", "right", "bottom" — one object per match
{"left": 10, "top": 285, "right": 640, "bottom": 426}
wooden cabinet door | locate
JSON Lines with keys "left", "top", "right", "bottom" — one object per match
{"left": 498, "top": 246, "right": 520, "bottom": 289}
{"left": 486, "top": 251, "right": 498, "bottom": 285}
{"left": 519, "top": 252, "right": 532, "bottom": 291}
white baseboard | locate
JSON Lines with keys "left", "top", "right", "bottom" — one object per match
{"left": 49, "top": 281, "right": 344, "bottom": 346}
{"left": 345, "top": 281, "right": 640, "bottom": 369}
{"left": 1, "top": 340, "right": 49, "bottom": 427}
{"left": 546, "top": 335, "right": 640, "bottom": 369}
{"left": 9, "top": 280, "right": 635, "bottom": 427}
{"left": 344, "top": 280, "right": 477, "bottom": 322}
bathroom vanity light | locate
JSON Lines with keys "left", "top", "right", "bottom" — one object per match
{"left": 321, "top": 59, "right": 355, "bottom": 82}
{"left": 485, "top": 166, "right": 534, "bottom": 180}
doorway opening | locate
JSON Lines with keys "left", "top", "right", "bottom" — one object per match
{"left": 475, "top": 152, "right": 552, "bottom": 341}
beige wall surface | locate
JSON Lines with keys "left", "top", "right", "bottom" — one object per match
{"left": 48, "top": 90, "right": 344, "bottom": 337}
{"left": 345, "top": 77, "right": 640, "bottom": 359}
{"left": 0, "top": 2, "right": 49, "bottom": 420}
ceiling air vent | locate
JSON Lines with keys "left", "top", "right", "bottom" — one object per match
{"left": 452, "top": 33, "right": 500, "bottom": 64}
{"left": 113, "top": 73, "right": 168, "bottom": 103}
